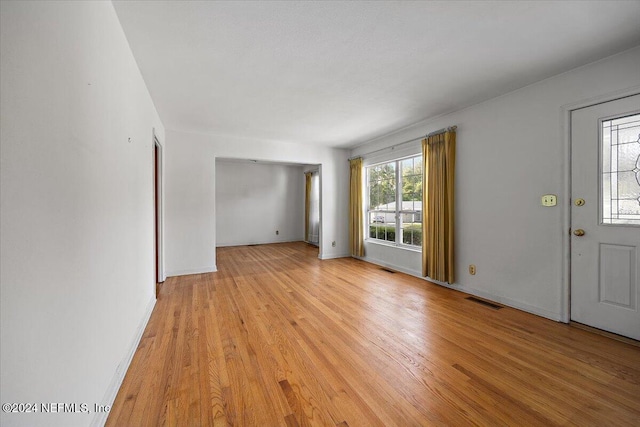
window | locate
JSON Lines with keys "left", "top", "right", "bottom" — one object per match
{"left": 601, "top": 113, "right": 640, "bottom": 225}
{"left": 367, "top": 155, "right": 422, "bottom": 248}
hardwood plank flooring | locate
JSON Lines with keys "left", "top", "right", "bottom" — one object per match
{"left": 107, "top": 242, "right": 640, "bottom": 426}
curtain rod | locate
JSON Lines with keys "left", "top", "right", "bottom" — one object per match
{"left": 348, "top": 126, "right": 456, "bottom": 161}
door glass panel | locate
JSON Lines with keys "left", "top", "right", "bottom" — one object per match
{"left": 601, "top": 113, "right": 640, "bottom": 225}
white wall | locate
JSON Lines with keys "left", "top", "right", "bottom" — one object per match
{"left": 165, "top": 130, "right": 349, "bottom": 276}
{"left": 0, "top": 2, "right": 164, "bottom": 426}
{"left": 216, "top": 161, "right": 304, "bottom": 246}
{"left": 351, "top": 47, "right": 640, "bottom": 322}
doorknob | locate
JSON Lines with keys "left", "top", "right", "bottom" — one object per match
{"left": 573, "top": 229, "right": 585, "bottom": 236}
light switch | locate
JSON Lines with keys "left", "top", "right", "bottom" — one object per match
{"left": 541, "top": 194, "right": 557, "bottom": 207}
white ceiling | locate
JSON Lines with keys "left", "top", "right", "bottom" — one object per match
{"left": 113, "top": 1, "right": 640, "bottom": 149}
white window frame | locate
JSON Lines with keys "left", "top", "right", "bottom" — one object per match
{"left": 366, "top": 154, "right": 422, "bottom": 251}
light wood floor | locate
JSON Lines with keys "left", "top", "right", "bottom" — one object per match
{"left": 107, "top": 242, "right": 640, "bottom": 426}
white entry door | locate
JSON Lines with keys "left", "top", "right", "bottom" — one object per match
{"left": 571, "top": 94, "right": 640, "bottom": 340}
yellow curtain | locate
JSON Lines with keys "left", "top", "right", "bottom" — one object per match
{"left": 304, "top": 172, "right": 312, "bottom": 242}
{"left": 349, "top": 158, "right": 364, "bottom": 257}
{"left": 422, "top": 130, "right": 456, "bottom": 283}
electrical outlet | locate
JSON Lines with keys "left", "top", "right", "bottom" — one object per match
{"left": 332, "top": 241, "right": 336, "bottom": 247}
{"left": 469, "top": 264, "right": 476, "bottom": 275}
{"left": 541, "top": 194, "right": 557, "bottom": 207}
{"left": 276, "top": 230, "right": 279, "bottom": 235}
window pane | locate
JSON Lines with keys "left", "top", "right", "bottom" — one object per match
{"left": 400, "top": 155, "right": 423, "bottom": 247}
{"left": 368, "top": 161, "right": 396, "bottom": 211}
{"left": 384, "top": 225, "right": 396, "bottom": 242}
{"left": 369, "top": 211, "right": 395, "bottom": 243}
{"left": 369, "top": 223, "right": 389, "bottom": 242}
{"left": 401, "top": 158, "right": 414, "bottom": 176}
{"left": 369, "top": 223, "right": 379, "bottom": 239}
{"left": 400, "top": 213, "right": 422, "bottom": 247}
{"left": 601, "top": 114, "right": 640, "bottom": 225}
{"left": 401, "top": 156, "right": 422, "bottom": 207}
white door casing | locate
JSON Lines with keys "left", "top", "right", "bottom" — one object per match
{"left": 570, "top": 94, "right": 640, "bottom": 340}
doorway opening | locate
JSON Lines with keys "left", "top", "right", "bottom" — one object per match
{"left": 214, "top": 158, "right": 322, "bottom": 259}
{"left": 305, "top": 169, "right": 320, "bottom": 247}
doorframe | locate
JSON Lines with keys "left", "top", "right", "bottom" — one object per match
{"left": 560, "top": 85, "right": 640, "bottom": 323}
{"left": 153, "top": 129, "right": 166, "bottom": 289}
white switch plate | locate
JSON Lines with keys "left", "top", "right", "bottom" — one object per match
{"left": 541, "top": 194, "right": 557, "bottom": 207}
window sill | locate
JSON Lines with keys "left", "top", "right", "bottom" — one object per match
{"left": 365, "top": 239, "right": 422, "bottom": 253}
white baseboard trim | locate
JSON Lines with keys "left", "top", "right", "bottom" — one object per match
{"left": 319, "top": 252, "right": 350, "bottom": 260}
{"left": 355, "top": 255, "right": 421, "bottom": 277}
{"left": 357, "top": 256, "right": 563, "bottom": 322}
{"left": 216, "top": 239, "right": 302, "bottom": 248}
{"left": 91, "top": 296, "right": 156, "bottom": 427}
{"left": 166, "top": 266, "right": 217, "bottom": 277}
{"left": 436, "top": 281, "right": 563, "bottom": 322}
